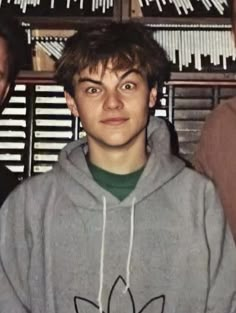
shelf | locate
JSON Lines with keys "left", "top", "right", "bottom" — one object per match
{"left": 130, "top": 17, "right": 231, "bottom": 26}
{"left": 170, "top": 72, "right": 236, "bottom": 84}
{"left": 16, "top": 71, "right": 55, "bottom": 84}
{"left": 18, "top": 16, "right": 120, "bottom": 29}
{"left": 16, "top": 71, "right": 236, "bottom": 85}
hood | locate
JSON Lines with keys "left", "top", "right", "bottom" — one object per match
{"left": 54, "top": 116, "right": 185, "bottom": 209}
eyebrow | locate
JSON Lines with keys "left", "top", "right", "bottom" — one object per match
{"left": 77, "top": 77, "right": 102, "bottom": 85}
{"left": 77, "top": 69, "right": 144, "bottom": 85}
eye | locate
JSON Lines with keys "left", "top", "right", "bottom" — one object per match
{"left": 121, "top": 82, "right": 135, "bottom": 91}
{"left": 86, "top": 87, "right": 101, "bottom": 94}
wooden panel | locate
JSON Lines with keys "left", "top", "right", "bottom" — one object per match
{"left": 219, "top": 87, "right": 236, "bottom": 98}
{"left": 174, "top": 98, "right": 213, "bottom": 109}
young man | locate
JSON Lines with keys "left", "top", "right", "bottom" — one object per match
{"left": 0, "top": 21, "right": 236, "bottom": 313}
{"left": 194, "top": 1, "right": 236, "bottom": 241}
{"left": 0, "top": 14, "right": 27, "bottom": 206}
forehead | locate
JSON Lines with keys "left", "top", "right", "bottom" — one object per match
{"left": 77, "top": 60, "right": 144, "bottom": 81}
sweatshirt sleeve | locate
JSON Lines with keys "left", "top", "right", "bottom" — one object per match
{"left": 204, "top": 180, "right": 236, "bottom": 313}
{"left": 0, "top": 187, "right": 30, "bottom": 313}
{"left": 193, "top": 114, "right": 217, "bottom": 180}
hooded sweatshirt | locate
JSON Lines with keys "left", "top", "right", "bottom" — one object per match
{"left": 0, "top": 116, "right": 236, "bottom": 313}
{"left": 194, "top": 97, "right": 236, "bottom": 241}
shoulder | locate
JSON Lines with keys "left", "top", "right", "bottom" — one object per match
{"left": 6, "top": 169, "right": 57, "bottom": 207}
{"left": 204, "top": 97, "right": 236, "bottom": 129}
{"left": 186, "top": 167, "right": 221, "bottom": 205}
{"left": 169, "top": 164, "right": 215, "bottom": 196}
{"left": 179, "top": 165, "right": 209, "bottom": 183}
{"left": 212, "top": 96, "right": 236, "bottom": 113}
{"left": 196, "top": 97, "right": 236, "bottom": 154}
{"left": 177, "top": 166, "right": 219, "bottom": 202}
{"left": 0, "top": 169, "right": 61, "bottom": 228}
{"left": 163, "top": 166, "right": 223, "bottom": 228}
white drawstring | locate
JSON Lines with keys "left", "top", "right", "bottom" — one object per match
{"left": 97, "top": 196, "right": 136, "bottom": 310}
{"left": 97, "top": 196, "right": 107, "bottom": 313}
{"left": 124, "top": 197, "right": 136, "bottom": 293}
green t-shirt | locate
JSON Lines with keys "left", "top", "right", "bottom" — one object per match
{"left": 87, "top": 161, "right": 144, "bottom": 201}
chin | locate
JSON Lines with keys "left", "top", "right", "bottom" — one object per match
{"left": 101, "top": 137, "right": 139, "bottom": 149}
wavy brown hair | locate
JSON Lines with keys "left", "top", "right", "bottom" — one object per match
{"left": 55, "top": 22, "right": 170, "bottom": 96}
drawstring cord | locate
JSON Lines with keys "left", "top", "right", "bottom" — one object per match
{"left": 97, "top": 196, "right": 136, "bottom": 311}
{"left": 124, "top": 197, "right": 136, "bottom": 293}
{"left": 98, "top": 196, "right": 107, "bottom": 313}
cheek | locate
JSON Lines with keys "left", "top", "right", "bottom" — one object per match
{"left": 77, "top": 108, "right": 96, "bottom": 129}
{"left": 131, "top": 106, "right": 150, "bottom": 126}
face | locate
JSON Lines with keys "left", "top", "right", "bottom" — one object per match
{"left": 65, "top": 62, "right": 157, "bottom": 152}
{"left": 0, "top": 37, "right": 10, "bottom": 107}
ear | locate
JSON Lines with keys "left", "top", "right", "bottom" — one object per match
{"left": 148, "top": 87, "right": 157, "bottom": 108}
{"left": 64, "top": 91, "right": 80, "bottom": 117}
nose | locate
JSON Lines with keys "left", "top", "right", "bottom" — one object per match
{"left": 103, "top": 91, "right": 123, "bottom": 110}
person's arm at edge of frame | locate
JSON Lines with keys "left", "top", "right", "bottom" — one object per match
{"left": 0, "top": 184, "right": 30, "bottom": 313}
{"left": 204, "top": 179, "right": 236, "bottom": 313}
{"left": 193, "top": 111, "right": 216, "bottom": 181}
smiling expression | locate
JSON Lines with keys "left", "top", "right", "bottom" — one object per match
{"left": 65, "top": 61, "right": 157, "bottom": 153}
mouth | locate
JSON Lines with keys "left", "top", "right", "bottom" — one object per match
{"left": 100, "top": 117, "right": 129, "bottom": 126}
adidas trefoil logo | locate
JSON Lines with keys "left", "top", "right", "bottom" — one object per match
{"left": 74, "top": 275, "right": 165, "bottom": 313}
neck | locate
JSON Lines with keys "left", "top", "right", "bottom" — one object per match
{"left": 87, "top": 142, "right": 148, "bottom": 175}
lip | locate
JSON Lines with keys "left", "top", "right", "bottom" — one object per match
{"left": 100, "top": 117, "right": 129, "bottom": 125}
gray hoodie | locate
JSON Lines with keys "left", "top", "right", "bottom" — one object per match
{"left": 0, "top": 116, "right": 236, "bottom": 313}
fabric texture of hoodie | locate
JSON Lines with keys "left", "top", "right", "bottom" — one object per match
{"left": 0, "top": 116, "right": 236, "bottom": 313}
